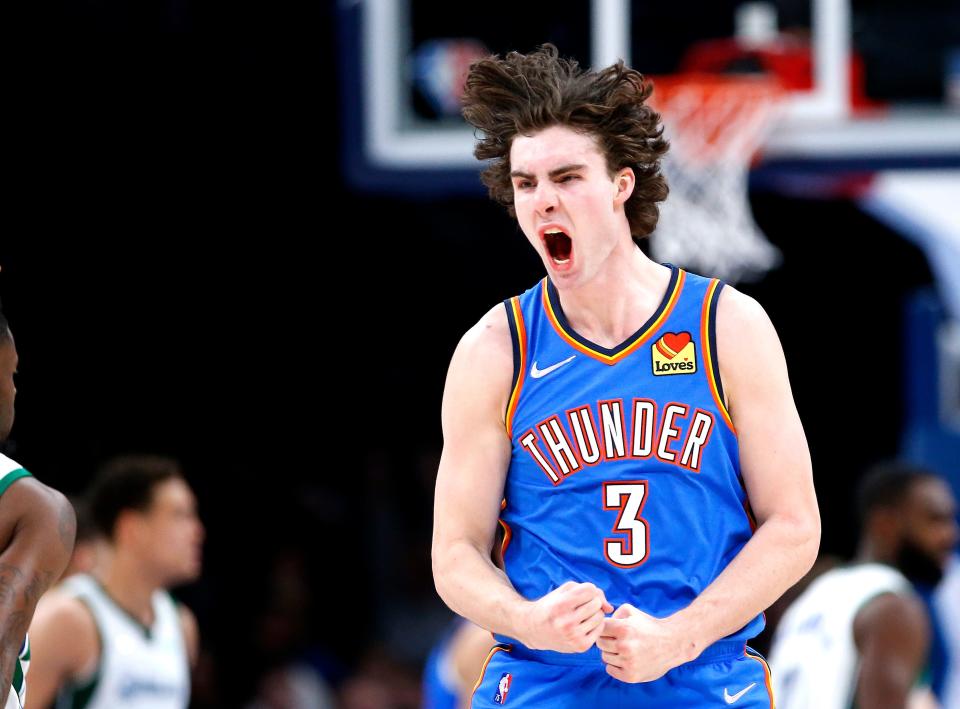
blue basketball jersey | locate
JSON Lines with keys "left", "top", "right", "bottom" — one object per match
{"left": 496, "top": 264, "right": 764, "bottom": 664}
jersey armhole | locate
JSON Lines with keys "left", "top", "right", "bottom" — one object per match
{"left": 502, "top": 297, "right": 526, "bottom": 437}
{"left": 61, "top": 596, "right": 104, "bottom": 708}
{"left": 707, "top": 281, "right": 727, "bottom": 410}
{"left": 168, "top": 593, "right": 190, "bottom": 647}
{"left": 0, "top": 469, "right": 33, "bottom": 498}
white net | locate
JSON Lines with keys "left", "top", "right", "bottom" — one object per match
{"left": 649, "top": 76, "right": 785, "bottom": 284}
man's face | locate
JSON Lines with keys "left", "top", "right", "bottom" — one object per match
{"left": 510, "top": 125, "right": 631, "bottom": 289}
{"left": 133, "top": 477, "right": 205, "bottom": 586}
{"left": 896, "top": 476, "right": 959, "bottom": 585}
{"left": 0, "top": 335, "right": 18, "bottom": 442}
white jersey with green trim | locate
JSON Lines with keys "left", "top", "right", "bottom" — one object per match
{"left": 55, "top": 574, "right": 189, "bottom": 709}
{"left": 0, "top": 452, "right": 33, "bottom": 709}
{"left": 768, "top": 563, "right": 911, "bottom": 709}
{"left": 0, "top": 453, "right": 31, "bottom": 499}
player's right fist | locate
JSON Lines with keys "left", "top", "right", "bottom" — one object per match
{"left": 518, "top": 581, "right": 614, "bottom": 653}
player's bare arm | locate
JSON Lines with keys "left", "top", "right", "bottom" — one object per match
{"left": 433, "top": 304, "right": 612, "bottom": 654}
{"left": 178, "top": 603, "right": 200, "bottom": 669}
{"left": 854, "top": 591, "right": 929, "bottom": 709}
{"left": 0, "top": 478, "right": 76, "bottom": 694}
{"left": 599, "top": 287, "right": 820, "bottom": 682}
{"left": 24, "top": 591, "right": 100, "bottom": 708}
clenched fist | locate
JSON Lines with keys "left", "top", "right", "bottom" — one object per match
{"left": 518, "top": 581, "right": 613, "bottom": 653}
{"left": 597, "top": 603, "right": 690, "bottom": 683}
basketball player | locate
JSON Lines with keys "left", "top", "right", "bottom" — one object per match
{"left": 26, "top": 455, "right": 203, "bottom": 708}
{"left": 0, "top": 302, "right": 76, "bottom": 709}
{"left": 431, "top": 44, "right": 821, "bottom": 707}
{"left": 934, "top": 553, "right": 960, "bottom": 709}
{"left": 770, "top": 462, "right": 958, "bottom": 709}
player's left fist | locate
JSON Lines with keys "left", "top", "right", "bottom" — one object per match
{"left": 595, "top": 603, "right": 687, "bottom": 683}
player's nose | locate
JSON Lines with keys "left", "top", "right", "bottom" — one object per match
{"left": 533, "top": 181, "right": 558, "bottom": 215}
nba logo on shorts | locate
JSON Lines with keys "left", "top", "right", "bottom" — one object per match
{"left": 493, "top": 672, "right": 512, "bottom": 704}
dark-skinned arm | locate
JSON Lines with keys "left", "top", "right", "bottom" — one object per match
{"left": 0, "top": 477, "right": 75, "bottom": 693}
{"left": 853, "top": 591, "right": 930, "bottom": 709}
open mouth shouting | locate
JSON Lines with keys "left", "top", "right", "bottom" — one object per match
{"left": 539, "top": 224, "right": 574, "bottom": 272}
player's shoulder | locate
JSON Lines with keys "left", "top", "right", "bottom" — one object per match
{"left": 851, "top": 563, "right": 924, "bottom": 630}
{"left": 854, "top": 586, "right": 928, "bottom": 645}
{"left": 710, "top": 285, "right": 793, "bottom": 410}
{"left": 176, "top": 601, "right": 200, "bottom": 666}
{"left": 443, "top": 303, "right": 514, "bottom": 418}
{"left": 452, "top": 303, "right": 513, "bottom": 377}
{"left": 32, "top": 583, "right": 102, "bottom": 675}
{"left": 176, "top": 600, "right": 198, "bottom": 635}
{"left": 714, "top": 285, "right": 783, "bottom": 361}
{"left": 462, "top": 277, "right": 541, "bottom": 350}
{"left": 715, "top": 284, "right": 771, "bottom": 333}
{"left": 0, "top": 473, "right": 74, "bottom": 530}
{"left": 0, "top": 451, "right": 32, "bottom": 496}
{"left": 0, "top": 473, "right": 71, "bottom": 531}
{"left": 34, "top": 585, "right": 99, "bottom": 639}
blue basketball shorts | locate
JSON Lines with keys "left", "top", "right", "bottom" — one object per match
{"left": 470, "top": 641, "right": 774, "bottom": 708}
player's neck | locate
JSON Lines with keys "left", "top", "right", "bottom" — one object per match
{"left": 95, "top": 549, "right": 161, "bottom": 627}
{"left": 855, "top": 539, "right": 896, "bottom": 567}
{"left": 554, "top": 246, "right": 670, "bottom": 349}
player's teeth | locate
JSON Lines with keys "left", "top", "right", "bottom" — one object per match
{"left": 554, "top": 257, "right": 569, "bottom": 264}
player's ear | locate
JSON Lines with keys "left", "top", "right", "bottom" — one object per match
{"left": 613, "top": 168, "right": 635, "bottom": 206}
{"left": 870, "top": 507, "right": 901, "bottom": 545}
{"left": 114, "top": 509, "right": 144, "bottom": 546}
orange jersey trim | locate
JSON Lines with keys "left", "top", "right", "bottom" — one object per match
{"left": 498, "top": 498, "right": 513, "bottom": 566}
{"left": 471, "top": 644, "right": 512, "bottom": 698}
{"left": 701, "top": 279, "right": 735, "bottom": 432}
{"left": 505, "top": 297, "right": 527, "bottom": 438}
{"left": 745, "top": 649, "right": 776, "bottom": 709}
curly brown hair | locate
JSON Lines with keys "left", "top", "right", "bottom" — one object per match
{"left": 461, "top": 43, "right": 669, "bottom": 242}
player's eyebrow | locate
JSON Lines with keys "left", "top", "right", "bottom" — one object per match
{"left": 510, "top": 164, "right": 587, "bottom": 180}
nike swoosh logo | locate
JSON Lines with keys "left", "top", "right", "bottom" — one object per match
{"left": 724, "top": 683, "right": 756, "bottom": 704}
{"left": 530, "top": 355, "right": 576, "bottom": 379}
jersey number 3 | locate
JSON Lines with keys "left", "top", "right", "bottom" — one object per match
{"left": 603, "top": 481, "right": 650, "bottom": 567}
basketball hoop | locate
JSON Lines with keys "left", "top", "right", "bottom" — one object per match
{"left": 648, "top": 74, "right": 786, "bottom": 283}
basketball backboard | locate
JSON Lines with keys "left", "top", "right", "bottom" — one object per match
{"left": 338, "top": 0, "right": 960, "bottom": 194}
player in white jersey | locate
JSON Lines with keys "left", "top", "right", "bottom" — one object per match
{"left": 27, "top": 456, "right": 203, "bottom": 709}
{"left": 770, "top": 462, "right": 958, "bottom": 709}
{"left": 0, "top": 300, "right": 77, "bottom": 708}
{"left": 934, "top": 554, "right": 960, "bottom": 709}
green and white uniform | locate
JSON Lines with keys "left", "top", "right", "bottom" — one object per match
{"left": 55, "top": 574, "right": 189, "bottom": 709}
{"left": 0, "top": 452, "right": 34, "bottom": 709}
{"left": 769, "top": 563, "right": 912, "bottom": 709}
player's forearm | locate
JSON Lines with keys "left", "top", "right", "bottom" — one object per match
{"left": 433, "top": 539, "right": 531, "bottom": 641}
{"left": 668, "top": 511, "right": 820, "bottom": 661}
{"left": 0, "top": 560, "right": 48, "bottom": 692}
